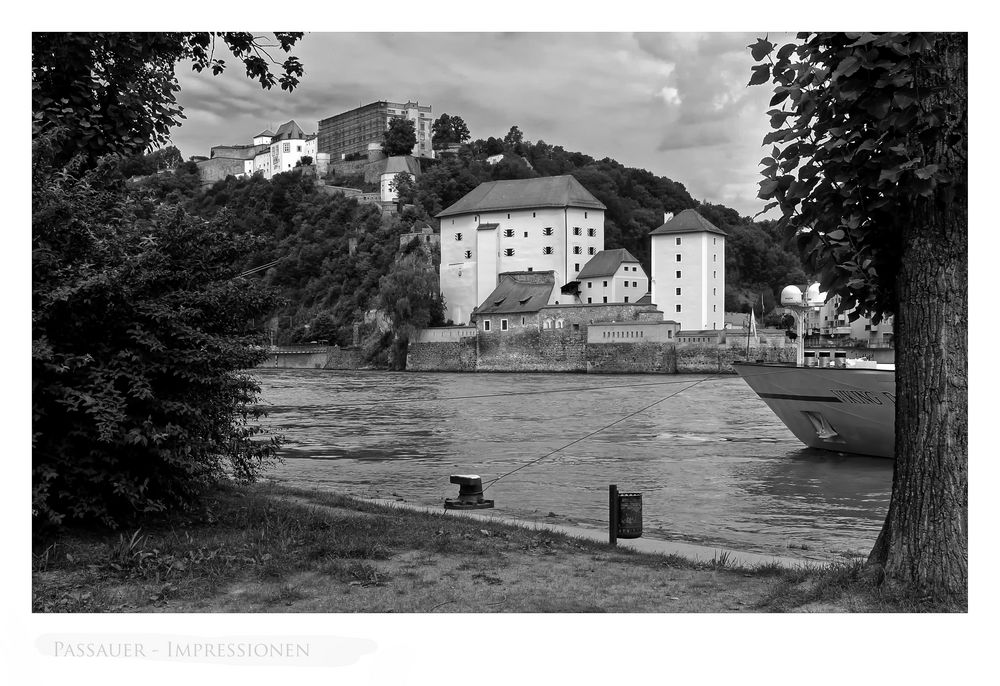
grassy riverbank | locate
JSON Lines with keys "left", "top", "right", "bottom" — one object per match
{"left": 31, "top": 483, "right": 962, "bottom": 613}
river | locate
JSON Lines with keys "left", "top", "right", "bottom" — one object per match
{"left": 255, "top": 369, "right": 893, "bottom": 562}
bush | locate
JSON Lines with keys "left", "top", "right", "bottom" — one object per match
{"left": 32, "top": 140, "right": 280, "bottom": 528}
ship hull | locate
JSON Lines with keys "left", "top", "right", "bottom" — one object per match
{"left": 733, "top": 362, "right": 895, "bottom": 459}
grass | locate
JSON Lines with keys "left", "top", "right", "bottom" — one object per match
{"left": 31, "top": 483, "right": 964, "bottom": 613}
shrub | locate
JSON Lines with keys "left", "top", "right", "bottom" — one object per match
{"left": 32, "top": 139, "right": 280, "bottom": 528}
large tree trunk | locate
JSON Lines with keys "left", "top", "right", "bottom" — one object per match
{"left": 868, "top": 33, "right": 968, "bottom": 602}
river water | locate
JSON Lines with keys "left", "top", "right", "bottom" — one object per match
{"left": 255, "top": 369, "right": 893, "bottom": 562}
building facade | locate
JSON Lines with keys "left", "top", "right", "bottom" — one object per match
{"left": 317, "top": 100, "right": 434, "bottom": 160}
{"left": 649, "top": 209, "right": 727, "bottom": 331}
{"left": 575, "top": 248, "right": 649, "bottom": 304}
{"left": 436, "top": 175, "right": 607, "bottom": 325}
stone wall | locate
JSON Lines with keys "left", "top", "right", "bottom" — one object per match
{"left": 476, "top": 329, "right": 587, "bottom": 372}
{"left": 325, "top": 347, "right": 364, "bottom": 370}
{"left": 406, "top": 329, "right": 799, "bottom": 375}
{"left": 587, "top": 342, "right": 676, "bottom": 374}
{"left": 407, "top": 338, "right": 477, "bottom": 372}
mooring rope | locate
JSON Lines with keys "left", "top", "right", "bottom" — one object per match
{"left": 481, "top": 374, "right": 722, "bottom": 492}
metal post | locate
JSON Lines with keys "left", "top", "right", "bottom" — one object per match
{"left": 609, "top": 484, "right": 618, "bottom": 546}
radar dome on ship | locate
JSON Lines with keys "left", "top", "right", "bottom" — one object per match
{"left": 780, "top": 285, "right": 804, "bottom": 306}
{"left": 805, "top": 282, "right": 827, "bottom": 307}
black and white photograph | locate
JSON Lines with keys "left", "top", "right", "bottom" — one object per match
{"left": 15, "top": 2, "right": 985, "bottom": 683}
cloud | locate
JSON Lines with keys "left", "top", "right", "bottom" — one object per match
{"left": 170, "top": 32, "right": 779, "bottom": 216}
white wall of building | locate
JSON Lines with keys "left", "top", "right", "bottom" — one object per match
{"left": 579, "top": 263, "right": 648, "bottom": 304}
{"left": 650, "top": 231, "right": 725, "bottom": 330}
{"left": 439, "top": 206, "right": 605, "bottom": 324}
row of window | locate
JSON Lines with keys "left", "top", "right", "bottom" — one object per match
{"left": 602, "top": 330, "right": 668, "bottom": 339}
{"left": 674, "top": 254, "right": 718, "bottom": 262}
{"left": 586, "top": 281, "right": 640, "bottom": 289}
{"left": 674, "top": 270, "right": 719, "bottom": 279}
{"left": 672, "top": 304, "right": 719, "bottom": 313}
{"left": 458, "top": 247, "right": 599, "bottom": 257}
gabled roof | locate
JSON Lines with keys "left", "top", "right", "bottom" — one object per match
{"left": 272, "top": 120, "right": 307, "bottom": 141}
{"left": 436, "top": 175, "right": 606, "bottom": 218}
{"left": 635, "top": 292, "right": 653, "bottom": 306}
{"left": 475, "top": 272, "right": 556, "bottom": 315}
{"left": 254, "top": 129, "right": 275, "bottom": 138}
{"left": 576, "top": 248, "right": 642, "bottom": 280}
{"left": 650, "top": 209, "right": 727, "bottom": 237}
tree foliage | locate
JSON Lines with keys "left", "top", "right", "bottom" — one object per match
{"left": 33, "top": 145, "right": 279, "bottom": 526}
{"left": 750, "top": 32, "right": 966, "bottom": 322}
{"left": 752, "top": 32, "right": 967, "bottom": 601}
{"left": 32, "top": 32, "right": 306, "bottom": 529}
{"left": 382, "top": 117, "right": 417, "bottom": 156}
{"left": 32, "top": 32, "right": 304, "bottom": 169}
{"left": 431, "top": 113, "right": 471, "bottom": 150}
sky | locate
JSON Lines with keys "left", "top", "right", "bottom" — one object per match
{"left": 170, "top": 32, "right": 781, "bottom": 218}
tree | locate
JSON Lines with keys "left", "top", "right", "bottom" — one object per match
{"left": 390, "top": 171, "right": 417, "bottom": 212}
{"left": 431, "top": 113, "right": 471, "bottom": 150}
{"left": 382, "top": 117, "right": 417, "bottom": 157}
{"left": 32, "top": 32, "right": 303, "bottom": 169}
{"left": 32, "top": 32, "right": 306, "bottom": 527}
{"left": 33, "top": 147, "right": 280, "bottom": 525}
{"left": 503, "top": 125, "right": 525, "bottom": 150}
{"left": 374, "top": 251, "right": 445, "bottom": 369}
{"left": 751, "top": 33, "right": 967, "bottom": 601}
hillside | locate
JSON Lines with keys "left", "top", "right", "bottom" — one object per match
{"left": 131, "top": 135, "right": 807, "bottom": 353}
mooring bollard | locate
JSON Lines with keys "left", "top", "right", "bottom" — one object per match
{"left": 444, "top": 474, "right": 495, "bottom": 510}
{"left": 609, "top": 484, "right": 642, "bottom": 545}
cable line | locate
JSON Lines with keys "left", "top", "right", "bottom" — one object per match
{"left": 482, "top": 374, "right": 721, "bottom": 492}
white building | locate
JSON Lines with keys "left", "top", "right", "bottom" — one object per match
{"left": 379, "top": 156, "right": 421, "bottom": 202}
{"left": 574, "top": 248, "right": 648, "bottom": 304}
{"left": 649, "top": 209, "right": 727, "bottom": 331}
{"left": 436, "top": 175, "right": 606, "bottom": 324}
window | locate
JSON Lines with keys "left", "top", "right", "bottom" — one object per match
{"left": 676, "top": 254, "right": 682, "bottom": 262}
{"left": 543, "top": 227, "right": 553, "bottom": 236}
{"left": 676, "top": 270, "right": 681, "bottom": 278}
{"left": 524, "top": 231, "right": 528, "bottom": 238}
{"left": 297, "top": 145, "right": 302, "bottom": 152}
{"left": 588, "top": 228, "right": 596, "bottom": 237}
{"left": 503, "top": 229, "right": 514, "bottom": 237}
{"left": 587, "top": 282, "right": 593, "bottom": 288}
{"left": 676, "top": 237, "right": 681, "bottom": 245}
{"left": 603, "top": 281, "right": 608, "bottom": 287}
{"left": 574, "top": 263, "right": 580, "bottom": 271}
{"left": 455, "top": 233, "right": 463, "bottom": 241}
{"left": 676, "top": 305, "right": 682, "bottom": 312}
{"left": 624, "top": 296, "right": 629, "bottom": 303}
{"left": 676, "top": 288, "right": 682, "bottom": 295}
{"left": 713, "top": 305, "right": 717, "bottom": 312}
{"left": 588, "top": 247, "right": 596, "bottom": 255}
{"left": 632, "top": 281, "right": 637, "bottom": 287}
{"left": 714, "top": 237, "right": 717, "bottom": 244}
{"left": 532, "top": 212, "right": 536, "bottom": 217}
{"left": 585, "top": 212, "right": 588, "bottom": 219}
{"left": 713, "top": 288, "right": 716, "bottom": 295}
{"left": 521, "top": 317, "right": 526, "bottom": 325}
{"left": 504, "top": 248, "right": 515, "bottom": 256}
{"left": 556, "top": 319, "right": 564, "bottom": 329}
{"left": 542, "top": 246, "right": 553, "bottom": 255}
{"left": 464, "top": 250, "right": 472, "bottom": 259}
{"left": 573, "top": 227, "right": 582, "bottom": 236}
{"left": 483, "top": 320, "right": 491, "bottom": 331}
{"left": 713, "top": 254, "right": 717, "bottom": 262}
{"left": 587, "top": 297, "right": 592, "bottom": 303}
{"left": 500, "top": 319, "right": 508, "bottom": 331}
{"left": 713, "top": 271, "right": 717, "bottom": 279}
{"left": 603, "top": 296, "right": 608, "bottom": 303}
{"left": 507, "top": 213, "right": 511, "bottom": 219}
{"left": 283, "top": 142, "right": 290, "bottom": 153}
{"left": 573, "top": 246, "right": 582, "bottom": 254}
